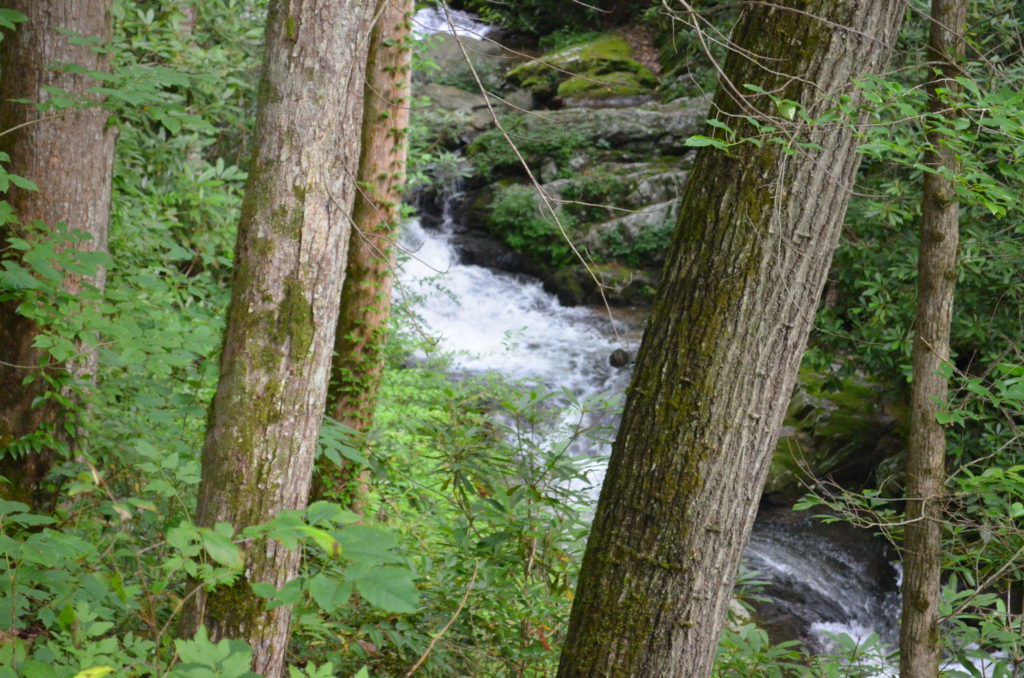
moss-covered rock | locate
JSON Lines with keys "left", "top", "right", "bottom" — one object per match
{"left": 506, "top": 34, "right": 657, "bottom": 102}
{"left": 544, "top": 264, "right": 659, "bottom": 307}
{"left": 762, "top": 370, "right": 906, "bottom": 505}
{"left": 466, "top": 98, "right": 707, "bottom": 180}
{"left": 557, "top": 69, "right": 657, "bottom": 99}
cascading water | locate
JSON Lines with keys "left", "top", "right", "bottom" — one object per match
{"left": 397, "top": 195, "right": 901, "bottom": 656}
{"left": 411, "top": 7, "right": 494, "bottom": 39}
{"left": 406, "top": 8, "right": 906, "bottom": 670}
{"left": 405, "top": 13, "right": 1008, "bottom": 678}
{"left": 400, "top": 218, "right": 633, "bottom": 401}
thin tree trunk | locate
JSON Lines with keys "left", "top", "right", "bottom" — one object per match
{"left": 0, "top": 0, "right": 116, "bottom": 509}
{"left": 180, "top": 1, "right": 374, "bottom": 675}
{"left": 320, "top": 0, "right": 413, "bottom": 502}
{"left": 557, "top": 2, "right": 904, "bottom": 676}
{"left": 899, "top": 1, "right": 965, "bottom": 675}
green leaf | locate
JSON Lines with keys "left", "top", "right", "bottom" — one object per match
{"left": 353, "top": 566, "right": 419, "bottom": 613}
{"left": 174, "top": 626, "right": 257, "bottom": 678}
{"left": 336, "top": 525, "right": 401, "bottom": 564}
{"left": 777, "top": 101, "right": 797, "bottom": 121}
{"left": 298, "top": 525, "right": 343, "bottom": 559}
{"left": 0, "top": 9, "right": 27, "bottom": 32}
{"left": 307, "top": 573, "right": 351, "bottom": 613}
{"left": 251, "top": 582, "right": 278, "bottom": 598}
{"left": 306, "top": 501, "right": 359, "bottom": 526}
{"left": 199, "top": 526, "right": 244, "bottom": 569}
{"left": 684, "top": 135, "right": 730, "bottom": 151}
{"left": 0, "top": 500, "right": 30, "bottom": 516}
{"left": 0, "top": 261, "right": 42, "bottom": 291}
{"left": 7, "top": 174, "right": 37, "bottom": 191}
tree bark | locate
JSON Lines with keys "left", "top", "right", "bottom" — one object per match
{"left": 320, "top": 0, "right": 413, "bottom": 501}
{"left": 180, "top": 0, "right": 374, "bottom": 675}
{"left": 899, "top": 1, "right": 965, "bottom": 675}
{"left": 0, "top": 0, "right": 116, "bottom": 508}
{"left": 557, "top": 2, "right": 904, "bottom": 676}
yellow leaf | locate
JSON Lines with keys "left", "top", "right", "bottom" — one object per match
{"left": 74, "top": 667, "right": 114, "bottom": 678}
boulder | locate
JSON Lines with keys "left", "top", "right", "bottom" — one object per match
{"left": 584, "top": 198, "right": 680, "bottom": 264}
{"left": 544, "top": 264, "right": 659, "bottom": 307}
{"left": 506, "top": 35, "right": 657, "bottom": 104}
{"left": 609, "top": 348, "right": 631, "bottom": 367}
{"left": 762, "top": 371, "right": 906, "bottom": 505}
{"left": 535, "top": 101, "right": 708, "bottom": 155}
{"left": 451, "top": 231, "right": 529, "bottom": 274}
{"left": 417, "top": 83, "right": 494, "bottom": 133}
{"left": 414, "top": 34, "right": 522, "bottom": 94}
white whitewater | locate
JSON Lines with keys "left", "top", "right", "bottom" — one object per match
{"left": 398, "top": 217, "right": 1009, "bottom": 676}
{"left": 398, "top": 218, "right": 631, "bottom": 401}
{"left": 411, "top": 7, "right": 495, "bottom": 39}
{"left": 402, "top": 11, "right": 989, "bottom": 674}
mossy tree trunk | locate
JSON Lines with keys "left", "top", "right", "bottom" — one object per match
{"left": 0, "top": 0, "right": 116, "bottom": 509}
{"left": 899, "top": 1, "right": 965, "bottom": 675}
{"left": 556, "top": 2, "right": 904, "bottom": 676}
{"left": 181, "top": 0, "right": 374, "bottom": 674}
{"left": 319, "top": 0, "right": 413, "bottom": 502}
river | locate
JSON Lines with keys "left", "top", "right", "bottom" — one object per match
{"left": 398, "top": 209, "right": 902, "bottom": 667}
{"left": 401, "top": 8, "right": 1005, "bottom": 675}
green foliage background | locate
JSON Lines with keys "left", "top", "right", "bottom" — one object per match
{"left": 0, "top": 1, "right": 1022, "bottom": 676}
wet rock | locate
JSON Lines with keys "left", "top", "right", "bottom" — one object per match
{"left": 762, "top": 371, "right": 906, "bottom": 505}
{"left": 451, "top": 231, "right": 528, "bottom": 273}
{"left": 746, "top": 507, "right": 900, "bottom": 649}
{"left": 506, "top": 34, "right": 657, "bottom": 104}
{"left": 609, "top": 348, "right": 631, "bottom": 367}
{"left": 544, "top": 264, "right": 659, "bottom": 307}
{"left": 414, "top": 33, "right": 522, "bottom": 94}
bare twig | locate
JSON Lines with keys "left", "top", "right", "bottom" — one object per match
{"left": 403, "top": 560, "right": 479, "bottom": 677}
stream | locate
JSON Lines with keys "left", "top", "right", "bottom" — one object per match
{"left": 400, "top": 10, "right": 1012, "bottom": 675}
{"left": 403, "top": 7, "right": 906, "bottom": 669}
{"left": 398, "top": 209, "right": 902, "bottom": 661}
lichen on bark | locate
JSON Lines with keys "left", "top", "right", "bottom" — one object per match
{"left": 181, "top": 1, "right": 375, "bottom": 674}
{"left": 0, "top": 0, "right": 117, "bottom": 509}
{"left": 557, "top": 3, "right": 906, "bottom": 676}
{"left": 317, "top": 0, "right": 413, "bottom": 504}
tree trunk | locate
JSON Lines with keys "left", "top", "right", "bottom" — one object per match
{"left": 556, "top": 2, "right": 904, "bottom": 676}
{"left": 899, "top": 1, "right": 965, "bottom": 675}
{"left": 0, "top": 0, "right": 116, "bottom": 509}
{"left": 180, "top": 0, "right": 374, "bottom": 675}
{"left": 320, "top": 0, "right": 413, "bottom": 501}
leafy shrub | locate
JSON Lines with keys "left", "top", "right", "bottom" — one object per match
{"left": 599, "top": 218, "right": 674, "bottom": 268}
{"left": 487, "top": 184, "right": 577, "bottom": 267}
{"left": 466, "top": 116, "right": 588, "bottom": 181}
{"left": 538, "top": 28, "right": 607, "bottom": 52}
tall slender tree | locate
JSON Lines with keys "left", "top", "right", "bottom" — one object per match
{"left": 180, "top": 0, "right": 374, "bottom": 674}
{"left": 321, "top": 0, "right": 413, "bottom": 502}
{"left": 556, "top": 2, "right": 904, "bottom": 676}
{"left": 0, "top": 0, "right": 117, "bottom": 508}
{"left": 900, "top": 1, "right": 967, "bottom": 675}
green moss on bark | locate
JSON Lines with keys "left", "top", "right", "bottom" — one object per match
{"left": 281, "top": 278, "right": 314, "bottom": 362}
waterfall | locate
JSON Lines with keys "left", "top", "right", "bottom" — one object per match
{"left": 402, "top": 11, "right": 1002, "bottom": 673}
{"left": 399, "top": 217, "right": 633, "bottom": 400}
{"left": 397, "top": 206, "right": 904, "bottom": 658}
{"left": 411, "top": 7, "right": 495, "bottom": 39}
